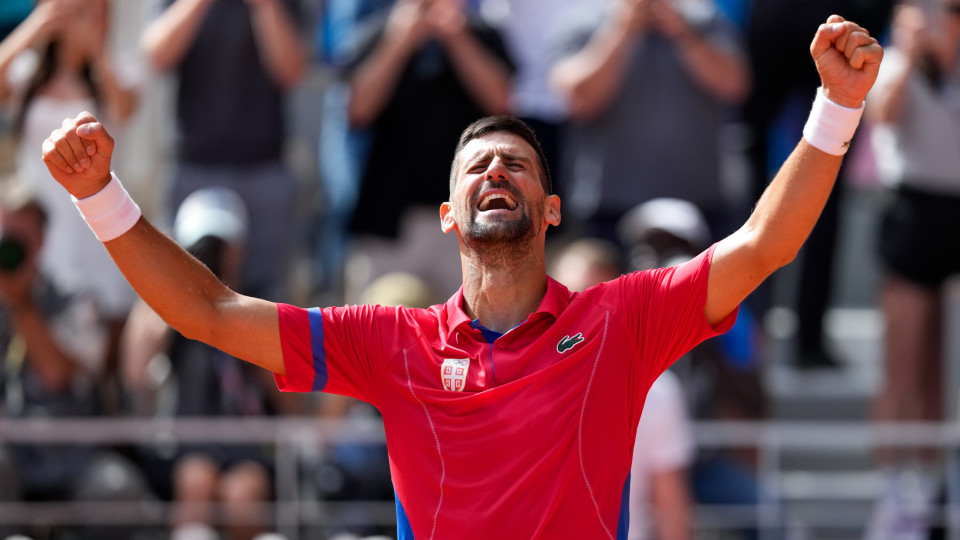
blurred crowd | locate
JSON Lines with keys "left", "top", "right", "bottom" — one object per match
{"left": 2, "top": 0, "right": 960, "bottom": 538}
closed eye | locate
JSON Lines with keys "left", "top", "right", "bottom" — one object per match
{"left": 468, "top": 162, "right": 489, "bottom": 173}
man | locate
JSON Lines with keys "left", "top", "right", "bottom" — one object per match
{"left": 549, "top": 0, "right": 750, "bottom": 242}
{"left": 41, "top": 15, "right": 880, "bottom": 539}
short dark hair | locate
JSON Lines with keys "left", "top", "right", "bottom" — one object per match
{"left": 449, "top": 115, "right": 552, "bottom": 195}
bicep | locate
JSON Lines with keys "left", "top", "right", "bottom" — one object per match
{"left": 706, "top": 231, "right": 772, "bottom": 326}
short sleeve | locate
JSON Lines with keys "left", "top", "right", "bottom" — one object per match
{"left": 620, "top": 244, "right": 737, "bottom": 382}
{"left": 273, "top": 303, "right": 391, "bottom": 405}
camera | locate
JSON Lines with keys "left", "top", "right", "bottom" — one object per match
{"left": 0, "top": 234, "right": 27, "bottom": 273}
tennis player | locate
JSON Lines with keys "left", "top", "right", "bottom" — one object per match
{"left": 41, "top": 15, "right": 880, "bottom": 540}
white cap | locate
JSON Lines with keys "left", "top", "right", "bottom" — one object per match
{"left": 616, "top": 198, "right": 711, "bottom": 250}
{"left": 173, "top": 187, "right": 248, "bottom": 249}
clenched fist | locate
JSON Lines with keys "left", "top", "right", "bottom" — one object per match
{"left": 811, "top": 15, "right": 884, "bottom": 108}
{"left": 41, "top": 111, "right": 115, "bottom": 200}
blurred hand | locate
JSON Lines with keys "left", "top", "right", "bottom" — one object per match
{"left": 41, "top": 112, "right": 115, "bottom": 200}
{"left": 650, "top": 0, "right": 694, "bottom": 41}
{"left": 891, "top": 3, "right": 930, "bottom": 63}
{"left": 424, "top": 0, "right": 467, "bottom": 42}
{"left": 73, "top": 0, "right": 108, "bottom": 63}
{"left": 385, "top": 0, "right": 432, "bottom": 48}
{"left": 810, "top": 15, "right": 883, "bottom": 108}
{"left": 25, "top": 0, "right": 73, "bottom": 42}
{"left": 615, "top": 0, "right": 656, "bottom": 35}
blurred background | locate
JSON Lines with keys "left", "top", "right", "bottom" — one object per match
{"left": 2, "top": 0, "right": 960, "bottom": 538}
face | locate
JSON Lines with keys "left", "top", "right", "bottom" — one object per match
{"left": 441, "top": 131, "right": 559, "bottom": 249}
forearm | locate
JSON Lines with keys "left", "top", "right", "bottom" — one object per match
{"left": 119, "top": 300, "right": 170, "bottom": 392}
{"left": 249, "top": 0, "right": 306, "bottom": 89}
{"left": 550, "top": 20, "right": 635, "bottom": 122}
{"left": 650, "top": 469, "right": 693, "bottom": 540}
{"left": 709, "top": 139, "right": 844, "bottom": 324}
{"left": 747, "top": 140, "right": 843, "bottom": 265}
{"left": 101, "top": 218, "right": 284, "bottom": 374}
{"left": 675, "top": 35, "right": 750, "bottom": 104}
{"left": 141, "top": 0, "right": 215, "bottom": 72}
{"left": 347, "top": 31, "right": 418, "bottom": 127}
{"left": 867, "top": 60, "right": 912, "bottom": 124}
{"left": 92, "top": 56, "right": 139, "bottom": 125}
{"left": 442, "top": 31, "right": 512, "bottom": 115}
{"left": 0, "top": 13, "right": 48, "bottom": 101}
{"left": 11, "top": 302, "right": 77, "bottom": 393}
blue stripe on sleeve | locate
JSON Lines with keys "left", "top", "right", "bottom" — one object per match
{"left": 308, "top": 307, "right": 328, "bottom": 392}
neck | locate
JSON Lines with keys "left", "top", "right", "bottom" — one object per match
{"left": 459, "top": 246, "right": 548, "bottom": 333}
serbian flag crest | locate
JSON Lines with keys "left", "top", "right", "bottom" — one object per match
{"left": 440, "top": 358, "right": 470, "bottom": 392}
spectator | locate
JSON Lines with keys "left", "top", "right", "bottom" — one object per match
{"left": 551, "top": 237, "right": 695, "bottom": 540}
{"left": 865, "top": 0, "right": 960, "bottom": 536}
{"left": 549, "top": 0, "right": 750, "bottom": 244}
{"left": 476, "top": 0, "right": 591, "bottom": 195}
{"left": 121, "top": 187, "right": 292, "bottom": 540}
{"left": 0, "top": 179, "right": 149, "bottom": 540}
{"left": 335, "top": 0, "right": 515, "bottom": 302}
{"left": 140, "top": 0, "right": 306, "bottom": 302}
{"left": 0, "top": 0, "right": 139, "bottom": 395}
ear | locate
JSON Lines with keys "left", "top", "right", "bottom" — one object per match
{"left": 440, "top": 202, "right": 457, "bottom": 233}
{"left": 544, "top": 195, "right": 561, "bottom": 227}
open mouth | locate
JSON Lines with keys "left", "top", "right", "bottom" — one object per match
{"left": 477, "top": 192, "right": 519, "bottom": 212}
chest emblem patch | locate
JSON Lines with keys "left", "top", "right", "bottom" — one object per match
{"left": 557, "top": 333, "right": 585, "bottom": 354}
{"left": 441, "top": 358, "right": 470, "bottom": 392}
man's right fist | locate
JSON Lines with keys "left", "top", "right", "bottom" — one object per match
{"left": 41, "top": 111, "right": 115, "bottom": 200}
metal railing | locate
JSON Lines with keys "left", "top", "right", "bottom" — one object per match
{"left": 2, "top": 417, "right": 960, "bottom": 539}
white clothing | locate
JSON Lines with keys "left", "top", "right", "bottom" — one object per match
{"left": 479, "top": 0, "right": 590, "bottom": 121}
{"left": 628, "top": 370, "right": 694, "bottom": 540}
{"left": 8, "top": 50, "right": 140, "bottom": 318}
{"left": 869, "top": 47, "right": 960, "bottom": 196}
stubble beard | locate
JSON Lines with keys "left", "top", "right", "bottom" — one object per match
{"left": 462, "top": 204, "right": 542, "bottom": 269}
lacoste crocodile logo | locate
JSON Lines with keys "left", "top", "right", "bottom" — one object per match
{"left": 557, "top": 333, "right": 584, "bottom": 354}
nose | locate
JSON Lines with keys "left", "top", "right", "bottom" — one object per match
{"left": 485, "top": 157, "right": 508, "bottom": 180}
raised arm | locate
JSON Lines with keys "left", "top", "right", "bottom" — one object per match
{"left": 41, "top": 113, "right": 285, "bottom": 375}
{"left": 651, "top": 0, "right": 750, "bottom": 104}
{"left": 346, "top": 0, "right": 429, "bottom": 127}
{"left": 549, "top": 0, "right": 653, "bottom": 122}
{"left": 0, "top": 0, "right": 70, "bottom": 102}
{"left": 426, "top": 0, "right": 511, "bottom": 116}
{"left": 140, "top": 0, "right": 215, "bottom": 72}
{"left": 705, "top": 15, "right": 882, "bottom": 326}
{"left": 247, "top": 0, "right": 306, "bottom": 90}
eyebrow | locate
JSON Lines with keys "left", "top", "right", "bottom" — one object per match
{"left": 463, "top": 148, "right": 534, "bottom": 170}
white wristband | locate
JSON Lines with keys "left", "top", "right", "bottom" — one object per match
{"left": 802, "top": 87, "right": 865, "bottom": 156}
{"left": 72, "top": 172, "right": 142, "bottom": 242}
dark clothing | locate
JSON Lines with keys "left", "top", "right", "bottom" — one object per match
{"left": 170, "top": 333, "right": 273, "bottom": 418}
{"left": 138, "top": 334, "right": 276, "bottom": 499}
{"left": 879, "top": 186, "right": 960, "bottom": 290}
{"left": 0, "top": 278, "right": 102, "bottom": 498}
{"left": 343, "top": 11, "right": 514, "bottom": 238}
{"left": 171, "top": 0, "right": 300, "bottom": 166}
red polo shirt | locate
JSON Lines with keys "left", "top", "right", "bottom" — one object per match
{"left": 275, "top": 245, "right": 735, "bottom": 539}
